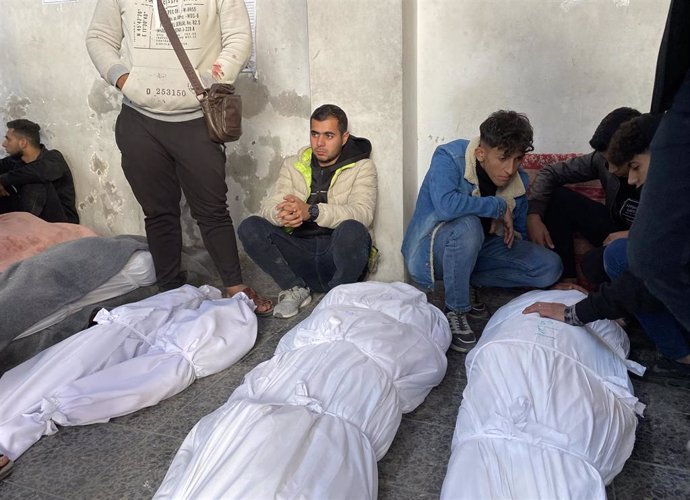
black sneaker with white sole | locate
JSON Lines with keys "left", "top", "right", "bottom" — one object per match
{"left": 446, "top": 310, "right": 477, "bottom": 353}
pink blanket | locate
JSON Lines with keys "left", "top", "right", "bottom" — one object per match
{"left": 0, "top": 213, "right": 98, "bottom": 272}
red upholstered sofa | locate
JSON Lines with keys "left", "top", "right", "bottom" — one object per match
{"left": 521, "top": 153, "right": 605, "bottom": 287}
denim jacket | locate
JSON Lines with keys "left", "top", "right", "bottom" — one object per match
{"left": 401, "top": 138, "right": 529, "bottom": 289}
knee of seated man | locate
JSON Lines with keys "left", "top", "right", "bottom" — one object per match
{"left": 18, "top": 183, "right": 48, "bottom": 213}
{"left": 446, "top": 215, "right": 484, "bottom": 248}
{"left": 19, "top": 182, "right": 48, "bottom": 199}
{"left": 238, "top": 215, "right": 269, "bottom": 243}
{"left": 335, "top": 219, "right": 370, "bottom": 240}
{"left": 603, "top": 237, "right": 628, "bottom": 278}
{"left": 603, "top": 238, "right": 628, "bottom": 262}
{"left": 531, "top": 247, "right": 563, "bottom": 286}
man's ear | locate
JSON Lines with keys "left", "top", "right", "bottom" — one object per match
{"left": 341, "top": 131, "right": 350, "bottom": 145}
{"left": 475, "top": 145, "right": 485, "bottom": 163}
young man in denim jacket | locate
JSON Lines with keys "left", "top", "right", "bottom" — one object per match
{"left": 402, "top": 110, "right": 562, "bottom": 352}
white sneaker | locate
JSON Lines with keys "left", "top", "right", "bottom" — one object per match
{"left": 273, "top": 286, "right": 312, "bottom": 319}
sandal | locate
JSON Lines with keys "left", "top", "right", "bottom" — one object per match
{"left": 239, "top": 287, "right": 274, "bottom": 317}
{"left": 0, "top": 454, "right": 14, "bottom": 481}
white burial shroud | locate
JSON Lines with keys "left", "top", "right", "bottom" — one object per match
{"left": 0, "top": 285, "right": 257, "bottom": 460}
{"left": 440, "top": 290, "right": 645, "bottom": 500}
{"left": 154, "top": 281, "right": 451, "bottom": 500}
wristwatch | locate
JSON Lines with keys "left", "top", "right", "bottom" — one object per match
{"left": 308, "top": 204, "right": 319, "bottom": 221}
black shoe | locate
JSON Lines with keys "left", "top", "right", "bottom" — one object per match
{"left": 446, "top": 310, "right": 477, "bottom": 353}
{"left": 651, "top": 357, "right": 690, "bottom": 378}
{"left": 468, "top": 287, "right": 490, "bottom": 319}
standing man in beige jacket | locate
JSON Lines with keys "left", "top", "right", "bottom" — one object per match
{"left": 85, "top": 0, "right": 273, "bottom": 314}
{"left": 238, "top": 104, "right": 377, "bottom": 319}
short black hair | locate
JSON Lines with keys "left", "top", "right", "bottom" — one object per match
{"left": 310, "top": 104, "right": 348, "bottom": 134}
{"left": 607, "top": 113, "right": 663, "bottom": 166}
{"left": 588, "top": 107, "right": 641, "bottom": 152}
{"left": 479, "top": 110, "right": 534, "bottom": 156}
{"left": 7, "top": 119, "right": 41, "bottom": 147}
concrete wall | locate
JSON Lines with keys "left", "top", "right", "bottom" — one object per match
{"left": 414, "top": 0, "right": 669, "bottom": 189}
{"left": 0, "top": 0, "right": 671, "bottom": 284}
{"left": 307, "top": 0, "right": 406, "bottom": 281}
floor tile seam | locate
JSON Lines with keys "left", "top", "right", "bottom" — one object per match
{"left": 625, "top": 458, "right": 690, "bottom": 474}
{"left": 0, "top": 479, "right": 68, "bottom": 499}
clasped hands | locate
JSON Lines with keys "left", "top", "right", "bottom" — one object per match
{"left": 276, "top": 195, "right": 310, "bottom": 228}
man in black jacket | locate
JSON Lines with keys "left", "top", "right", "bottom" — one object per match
{"left": 0, "top": 119, "right": 78, "bottom": 223}
{"left": 527, "top": 107, "right": 641, "bottom": 282}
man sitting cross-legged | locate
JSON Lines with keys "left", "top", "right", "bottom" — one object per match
{"left": 402, "top": 110, "right": 562, "bottom": 353}
{"left": 238, "top": 104, "right": 377, "bottom": 319}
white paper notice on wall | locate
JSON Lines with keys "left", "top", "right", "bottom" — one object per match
{"left": 43, "top": 0, "right": 77, "bottom": 3}
{"left": 242, "top": 0, "right": 257, "bottom": 75}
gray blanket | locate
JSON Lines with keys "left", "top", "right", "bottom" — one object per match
{"left": 0, "top": 236, "right": 147, "bottom": 352}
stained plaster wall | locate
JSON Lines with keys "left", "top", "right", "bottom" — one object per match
{"left": 412, "top": 0, "right": 670, "bottom": 194}
{"left": 0, "top": 0, "right": 311, "bottom": 249}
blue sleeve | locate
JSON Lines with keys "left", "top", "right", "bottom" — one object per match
{"left": 427, "top": 148, "right": 506, "bottom": 221}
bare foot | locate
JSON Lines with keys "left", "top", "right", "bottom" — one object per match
{"left": 0, "top": 454, "right": 13, "bottom": 480}
{"left": 225, "top": 284, "right": 274, "bottom": 316}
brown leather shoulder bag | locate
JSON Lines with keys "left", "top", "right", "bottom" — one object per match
{"left": 157, "top": 0, "right": 242, "bottom": 143}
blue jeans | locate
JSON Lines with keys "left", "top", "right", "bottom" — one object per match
{"left": 605, "top": 239, "right": 690, "bottom": 360}
{"left": 238, "top": 216, "right": 371, "bottom": 293}
{"left": 432, "top": 215, "right": 562, "bottom": 312}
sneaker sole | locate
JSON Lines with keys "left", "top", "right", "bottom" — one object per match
{"left": 273, "top": 295, "right": 313, "bottom": 319}
{"left": 468, "top": 308, "right": 490, "bottom": 319}
{"left": 449, "top": 342, "right": 475, "bottom": 353}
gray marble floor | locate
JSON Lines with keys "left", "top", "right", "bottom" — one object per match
{"left": 1, "top": 271, "right": 689, "bottom": 499}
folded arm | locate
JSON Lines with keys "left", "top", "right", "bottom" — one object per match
{"left": 0, "top": 151, "right": 70, "bottom": 187}
{"left": 528, "top": 152, "right": 601, "bottom": 218}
